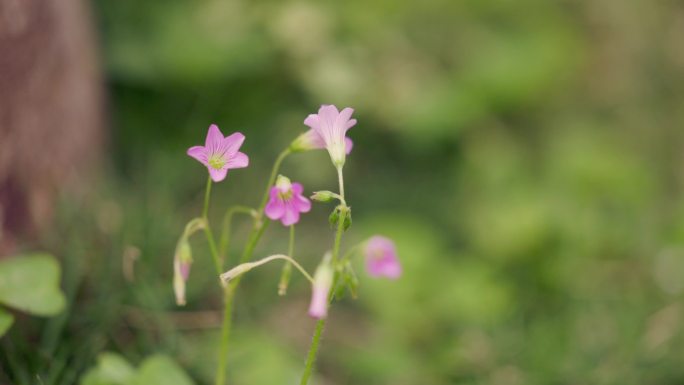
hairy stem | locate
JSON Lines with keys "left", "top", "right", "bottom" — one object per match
{"left": 299, "top": 166, "right": 348, "bottom": 385}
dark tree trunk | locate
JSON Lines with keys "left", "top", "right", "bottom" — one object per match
{"left": 0, "top": 0, "right": 103, "bottom": 255}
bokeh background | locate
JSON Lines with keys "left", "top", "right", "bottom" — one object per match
{"left": 3, "top": 0, "right": 684, "bottom": 384}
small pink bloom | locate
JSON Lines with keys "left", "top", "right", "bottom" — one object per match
{"left": 364, "top": 236, "right": 402, "bottom": 279}
{"left": 187, "top": 124, "right": 249, "bottom": 182}
{"left": 300, "top": 105, "right": 357, "bottom": 167}
{"left": 264, "top": 175, "right": 312, "bottom": 226}
{"left": 308, "top": 256, "right": 333, "bottom": 319}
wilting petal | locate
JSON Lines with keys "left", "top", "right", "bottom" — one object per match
{"left": 227, "top": 152, "right": 249, "bottom": 169}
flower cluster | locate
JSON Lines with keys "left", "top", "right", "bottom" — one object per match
{"left": 178, "top": 105, "right": 402, "bottom": 385}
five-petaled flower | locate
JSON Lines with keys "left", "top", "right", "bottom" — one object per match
{"left": 187, "top": 124, "right": 249, "bottom": 182}
{"left": 364, "top": 236, "right": 402, "bottom": 279}
{"left": 294, "top": 105, "right": 356, "bottom": 167}
{"left": 265, "top": 175, "right": 312, "bottom": 226}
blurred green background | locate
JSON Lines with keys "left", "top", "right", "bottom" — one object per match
{"left": 4, "top": 0, "right": 684, "bottom": 384}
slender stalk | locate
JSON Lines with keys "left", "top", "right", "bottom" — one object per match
{"left": 201, "top": 176, "right": 222, "bottom": 275}
{"left": 203, "top": 175, "right": 213, "bottom": 219}
{"left": 299, "top": 319, "right": 325, "bottom": 385}
{"left": 221, "top": 254, "right": 315, "bottom": 285}
{"left": 215, "top": 285, "right": 234, "bottom": 385}
{"left": 278, "top": 225, "right": 295, "bottom": 295}
{"left": 214, "top": 149, "right": 291, "bottom": 385}
{"left": 259, "top": 149, "right": 292, "bottom": 211}
{"left": 299, "top": 167, "right": 348, "bottom": 385}
{"left": 336, "top": 166, "right": 346, "bottom": 206}
{"left": 219, "top": 205, "right": 256, "bottom": 263}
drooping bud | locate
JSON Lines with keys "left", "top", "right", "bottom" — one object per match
{"left": 177, "top": 241, "right": 192, "bottom": 280}
{"left": 308, "top": 254, "right": 334, "bottom": 319}
{"left": 278, "top": 262, "right": 293, "bottom": 296}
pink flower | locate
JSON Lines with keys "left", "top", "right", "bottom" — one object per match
{"left": 264, "top": 175, "right": 312, "bottom": 226}
{"left": 187, "top": 124, "right": 249, "bottom": 182}
{"left": 364, "top": 236, "right": 402, "bottom": 279}
{"left": 308, "top": 256, "right": 333, "bottom": 319}
{"left": 294, "top": 105, "right": 356, "bottom": 167}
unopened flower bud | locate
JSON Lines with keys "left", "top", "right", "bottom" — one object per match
{"left": 311, "top": 191, "right": 337, "bottom": 203}
{"left": 308, "top": 254, "right": 334, "bottom": 319}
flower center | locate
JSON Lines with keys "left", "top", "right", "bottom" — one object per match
{"left": 208, "top": 155, "right": 226, "bottom": 170}
{"left": 278, "top": 190, "right": 293, "bottom": 200}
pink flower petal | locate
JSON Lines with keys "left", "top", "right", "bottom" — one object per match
{"left": 205, "top": 124, "right": 224, "bottom": 153}
{"left": 318, "top": 105, "right": 340, "bottom": 127}
{"left": 303, "top": 114, "right": 320, "bottom": 130}
{"left": 308, "top": 285, "right": 329, "bottom": 319}
{"left": 281, "top": 206, "right": 300, "bottom": 226}
{"left": 364, "top": 236, "right": 402, "bottom": 279}
{"left": 264, "top": 189, "right": 285, "bottom": 220}
{"left": 291, "top": 182, "right": 304, "bottom": 195}
{"left": 344, "top": 137, "right": 353, "bottom": 154}
{"left": 187, "top": 146, "right": 208, "bottom": 165}
{"left": 227, "top": 152, "right": 249, "bottom": 169}
{"left": 209, "top": 167, "right": 228, "bottom": 182}
{"left": 294, "top": 195, "right": 312, "bottom": 213}
{"left": 222, "top": 132, "right": 246, "bottom": 156}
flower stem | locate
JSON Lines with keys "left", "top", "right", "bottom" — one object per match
{"left": 219, "top": 205, "right": 256, "bottom": 264}
{"left": 214, "top": 149, "right": 291, "bottom": 385}
{"left": 299, "top": 167, "right": 348, "bottom": 385}
{"left": 215, "top": 285, "right": 234, "bottom": 385}
{"left": 336, "top": 166, "right": 346, "bottom": 205}
{"left": 202, "top": 175, "right": 222, "bottom": 275}
{"left": 221, "top": 254, "right": 314, "bottom": 285}
{"left": 278, "top": 225, "right": 295, "bottom": 295}
{"left": 299, "top": 318, "right": 325, "bottom": 385}
{"left": 259, "top": 148, "right": 292, "bottom": 211}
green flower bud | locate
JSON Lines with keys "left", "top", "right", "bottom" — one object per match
{"left": 311, "top": 190, "right": 337, "bottom": 203}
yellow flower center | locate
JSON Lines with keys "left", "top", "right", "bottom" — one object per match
{"left": 208, "top": 156, "right": 225, "bottom": 170}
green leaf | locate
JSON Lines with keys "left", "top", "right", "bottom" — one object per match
{"left": 80, "top": 353, "right": 136, "bottom": 385}
{"left": 0, "top": 307, "right": 14, "bottom": 337}
{"left": 134, "top": 355, "right": 195, "bottom": 385}
{"left": 0, "top": 254, "right": 66, "bottom": 316}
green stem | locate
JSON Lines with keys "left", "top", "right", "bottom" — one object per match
{"left": 299, "top": 319, "right": 325, "bottom": 385}
{"left": 336, "top": 166, "right": 346, "bottom": 206}
{"left": 201, "top": 175, "right": 222, "bottom": 275}
{"left": 214, "top": 149, "right": 290, "bottom": 385}
{"left": 215, "top": 285, "right": 234, "bottom": 385}
{"left": 299, "top": 167, "right": 348, "bottom": 385}
{"left": 219, "top": 205, "right": 256, "bottom": 264}
{"left": 203, "top": 175, "right": 212, "bottom": 219}
{"left": 259, "top": 148, "right": 292, "bottom": 211}
{"left": 278, "top": 225, "right": 295, "bottom": 295}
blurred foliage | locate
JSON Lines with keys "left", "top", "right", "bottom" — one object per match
{"left": 80, "top": 353, "right": 194, "bottom": 385}
{"left": 3, "top": 0, "right": 684, "bottom": 384}
{"left": 0, "top": 254, "right": 66, "bottom": 337}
